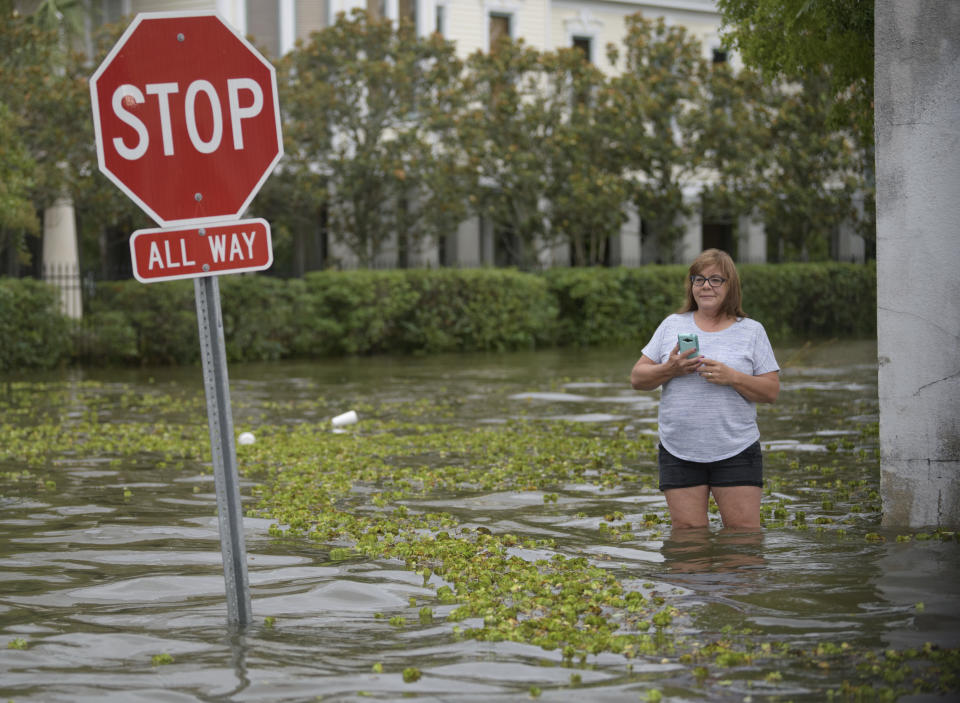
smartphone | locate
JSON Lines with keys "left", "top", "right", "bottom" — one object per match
{"left": 678, "top": 333, "right": 700, "bottom": 359}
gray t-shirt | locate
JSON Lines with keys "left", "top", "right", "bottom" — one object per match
{"left": 641, "top": 312, "right": 779, "bottom": 462}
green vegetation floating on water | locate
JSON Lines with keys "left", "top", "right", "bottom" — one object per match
{"left": 0, "top": 380, "right": 957, "bottom": 700}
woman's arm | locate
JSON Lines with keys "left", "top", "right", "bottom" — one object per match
{"left": 631, "top": 346, "right": 702, "bottom": 391}
{"left": 697, "top": 360, "right": 780, "bottom": 404}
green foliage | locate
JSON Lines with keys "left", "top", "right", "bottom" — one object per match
{"left": 85, "top": 280, "right": 198, "bottom": 365}
{"left": 544, "top": 263, "right": 876, "bottom": 346}
{"left": 277, "top": 10, "right": 467, "bottom": 267}
{"left": 540, "top": 49, "right": 629, "bottom": 266}
{"left": 71, "top": 310, "right": 138, "bottom": 365}
{"left": 0, "top": 264, "right": 878, "bottom": 369}
{"left": 0, "top": 2, "right": 145, "bottom": 274}
{"left": 543, "top": 266, "right": 685, "bottom": 347}
{"left": 739, "top": 262, "right": 877, "bottom": 339}
{"left": 716, "top": 0, "right": 874, "bottom": 148}
{"left": 0, "top": 101, "right": 39, "bottom": 234}
{"left": 605, "top": 15, "right": 706, "bottom": 262}
{"left": 0, "top": 278, "right": 70, "bottom": 372}
{"left": 0, "top": 5, "right": 875, "bottom": 272}
{"left": 457, "top": 38, "right": 555, "bottom": 266}
{"left": 219, "top": 275, "right": 304, "bottom": 362}
{"left": 693, "top": 63, "right": 771, "bottom": 224}
{"left": 760, "top": 71, "right": 865, "bottom": 261}
{"left": 293, "top": 268, "right": 557, "bottom": 355}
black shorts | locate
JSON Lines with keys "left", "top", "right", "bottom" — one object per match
{"left": 658, "top": 441, "right": 763, "bottom": 491}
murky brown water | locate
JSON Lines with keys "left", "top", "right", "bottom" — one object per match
{"left": 1, "top": 340, "right": 958, "bottom": 701}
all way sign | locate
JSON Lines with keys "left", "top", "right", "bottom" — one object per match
{"left": 130, "top": 218, "right": 272, "bottom": 283}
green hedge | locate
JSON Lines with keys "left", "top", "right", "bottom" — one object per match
{"left": 739, "top": 263, "right": 878, "bottom": 339}
{"left": 1, "top": 262, "right": 876, "bottom": 369}
{"left": 0, "top": 278, "right": 71, "bottom": 372}
{"left": 542, "top": 262, "right": 878, "bottom": 347}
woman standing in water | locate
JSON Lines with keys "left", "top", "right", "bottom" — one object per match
{"left": 631, "top": 249, "right": 779, "bottom": 530}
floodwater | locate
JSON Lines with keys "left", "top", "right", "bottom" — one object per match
{"left": 1, "top": 339, "right": 958, "bottom": 702}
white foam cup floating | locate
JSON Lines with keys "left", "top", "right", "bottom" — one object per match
{"left": 237, "top": 432, "right": 256, "bottom": 445}
{"left": 331, "top": 410, "right": 358, "bottom": 428}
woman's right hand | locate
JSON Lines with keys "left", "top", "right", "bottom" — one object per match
{"left": 631, "top": 346, "right": 702, "bottom": 390}
{"left": 668, "top": 344, "right": 702, "bottom": 377}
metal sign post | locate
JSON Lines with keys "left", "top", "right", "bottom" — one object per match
{"left": 195, "top": 275, "right": 252, "bottom": 626}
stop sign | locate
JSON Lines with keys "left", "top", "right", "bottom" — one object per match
{"left": 90, "top": 12, "right": 283, "bottom": 226}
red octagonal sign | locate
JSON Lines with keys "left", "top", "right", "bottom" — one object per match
{"left": 90, "top": 12, "right": 283, "bottom": 226}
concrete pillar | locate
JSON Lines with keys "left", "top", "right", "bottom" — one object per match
{"left": 736, "top": 211, "right": 766, "bottom": 264}
{"left": 538, "top": 238, "right": 568, "bottom": 268}
{"left": 612, "top": 204, "right": 641, "bottom": 267}
{"left": 216, "top": 0, "right": 247, "bottom": 34}
{"left": 41, "top": 196, "right": 82, "bottom": 320}
{"left": 414, "top": 234, "right": 441, "bottom": 268}
{"left": 677, "top": 188, "right": 702, "bottom": 263}
{"left": 875, "top": 0, "right": 960, "bottom": 528}
{"left": 479, "top": 217, "right": 494, "bottom": 266}
{"left": 327, "top": 238, "right": 355, "bottom": 268}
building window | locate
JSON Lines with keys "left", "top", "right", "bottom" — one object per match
{"left": 435, "top": 3, "right": 446, "bottom": 34}
{"left": 399, "top": 0, "right": 416, "bottom": 27}
{"left": 572, "top": 35, "right": 591, "bottom": 63}
{"left": 489, "top": 13, "right": 511, "bottom": 49}
{"left": 712, "top": 48, "right": 728, "bottom": 64}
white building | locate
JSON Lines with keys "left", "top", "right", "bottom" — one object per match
{"left": 78, "top": 0, "right": 864, "bottom": 269}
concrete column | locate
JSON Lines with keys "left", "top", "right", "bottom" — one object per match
{"left": 612, "top": 204, "right": 641, "bottom": 267}
{"left": 677, "top": 189, "right": 702, "bottom": 263}
{"left": 41, "top": 197, "right": 82, "bottom": 320}
{"left": 279, "top": 0, "right": 296, "bottom": 55}
{"left": 537, "top": 238, "right": 568, "bottom": 268}
{"left": 479, "top": 217, "right": 494, "bottom": 266}
{"left": 327, "top": 238, "right": 355, "bottom": 268}
{"left": 216, "top": 0, "right": 246, "bottom": 34}
{"left": 415, "top": 235, "right": 440, "bottom": 268}
{"left": 451, "top": 216, "right": 482, "bottom": 267}
{"left": 876, "top": 0, "right": 960, "bottom": 528}
{"left": 736, "top": 211, "right": 766, "bottom": 264}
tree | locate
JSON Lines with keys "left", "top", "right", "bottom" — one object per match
{"left": 539, "top": 48, "right": 628, "bottom": 266}
{"left": 604, "top": 14, "right": 706, "bottom": 263}
{"left": 691, "top": 61, "right": 772, "bottom": 229}
{"left": 0, "top": 101, "right": 39, "bottom": 253}
{"left": 279, "top": 11, "right": 467, "bottom": 268}
{"left": 455, "top": 37, "right": 555, "bottom": 267}
{"left": 715, "top": 0, "right": 874, "bottom": 148}
{"left": 0, "top": 0, "right": 59, "bottom": 272}
{"left": 456, "top": 38, "right": 630, "bottom": 268}
{"left": 72, "top": 16, "right": 153, "bottom": 277}
{"left": 757, "top": 70, "right": 863, "bottom": 261}
{"left": 0, "top": 1, "right": 143, "bottom": 277}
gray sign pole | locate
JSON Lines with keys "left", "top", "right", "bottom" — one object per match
{"left": 194, "top": 275, "right": 252, "bottom": 626}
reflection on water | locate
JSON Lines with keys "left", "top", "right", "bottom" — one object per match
{"left": 661, "top": 529, "right": 766, "bottom": 574}
{"left": 1, "top": 339, "right": 959, "bottom": 701}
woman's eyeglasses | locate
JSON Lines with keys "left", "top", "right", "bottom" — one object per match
{"left": 690, "top": 275, "right": 727, "bottom": 288}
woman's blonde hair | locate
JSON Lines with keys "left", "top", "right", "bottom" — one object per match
{"left": 677, "top": 248, "right": 747, "bottom": 319}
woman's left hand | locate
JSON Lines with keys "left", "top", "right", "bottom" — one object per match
{"left": 699, "top": 359, "right": 780, "bottom": 403}
{"left": 698, "top": 359, "right": 732, "bottom": 386}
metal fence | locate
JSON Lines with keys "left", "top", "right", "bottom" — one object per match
{"left": 40, "top": 263, "right": 85, "bottom": 320}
